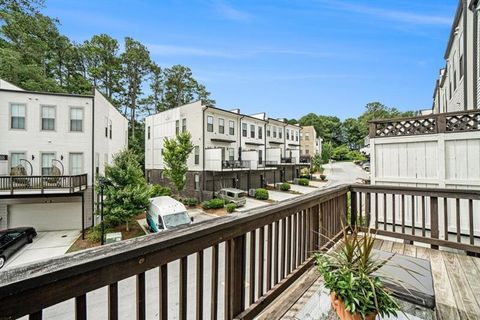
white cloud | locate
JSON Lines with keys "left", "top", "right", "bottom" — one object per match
{"left": 212, "top": 1, "right": 253, "bottom": 22}
{"left": 318, "top": 0, "right": 451, "bottom": 26}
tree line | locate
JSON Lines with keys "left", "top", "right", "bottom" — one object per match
{"left": 0, "top": 0, "right": 215, "bottom": 141}
{"left": 292, "top": 102, "right": 415, "bottom": 161}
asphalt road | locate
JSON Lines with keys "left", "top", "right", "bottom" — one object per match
{"left": 323, "top": 161, "right": 370, "bottom": 186}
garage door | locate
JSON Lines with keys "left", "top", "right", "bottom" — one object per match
{"left": 8, "top": 202, "right": 81, "bottom": 231}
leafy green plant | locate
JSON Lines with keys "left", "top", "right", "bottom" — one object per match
{"left": 226, "top": 203, "right": 236, "bottom": 213}
{"left": 315, "top": 228, "right": 399, "bottom": 319}
{"left": 254, "top": 188, "right": 269, "bottom": 200}
{"left": 162, "top": 131, "right": 194, "bottom": 192}
{"left": 201, "top": 198, "right": 225, "bottom": 209}
{"left": 149, "top": 184, "right": 171, "bottom": 197}
{"left": 320, "top": 174, "right": 326, "bottom": 181}
{"left": 299, "top": 167, "right": 310, "bottom": 178}
{"left": 298, "top": 178, "right": 309, "bottom": 186}
{"left": 181, "top": 197, "right": 198, "bottom": 207}
{"left": 280, "top": 182, "right": 291, "bottom": 191}
{"left": 87, "top": 224, "right": 112, "bottom": 243}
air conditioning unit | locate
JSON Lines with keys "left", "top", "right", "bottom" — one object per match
{"left": 249, "top": 188, "right": 256, "bottom": 197}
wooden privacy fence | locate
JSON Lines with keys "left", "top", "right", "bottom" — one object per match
{"left": 351, "top": 185, "right": 480, "bottom": 254}
{"left": 369, "top": 109, "right": 480, "bottom": 138}
{"left": 0, "top": 185, "right": 348, "bottom": 320}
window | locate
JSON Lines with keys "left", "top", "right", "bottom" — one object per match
{"left": 182, "top": 118, "right": 187, "bottom": 132}
{"left": 109, "top": 120, "right": 112, "bottom": 139}
{"left": 229, "top": 148, "right": 234, "bottom": 161}
{"left": 147, "top": 126, "right": 151, "bottom": 139}
{"left": 207, "top": 116, "right": 213, "bottom": 132}
{"left": 221, "top": 147, "right": 226, "bottom": 161}
{"left": 279, "top": 128, "right": 282, "bottom": 139}
{"left": 273, "top": 126, "right": 277, "bottom": 138}
{"left": 305, "top": 149, "right": 310, "bottom": 155}
{"left": 286, "top": 129, "right": 290, "bottom": 140}
{"left": 219, "top": 118, "right": 224, "bottom": 134}
{"left": 69, "top": 153, "right": 83, "bottom": 175}
{"left": 194, "top": 146, "right": 200, "bottom": 165}
{"left": 10, "top": 104, "right": 26, "bottom": 129}
{"left": 449, "top": 81, "right": 452, "bottom": 98}
{"left": 41, "top": 153, "right": 55, "bottom": 175}
{"left": 250, "top": 125, "right": 255, "bottom": 138}
{"left": 70, "top": 107, "right": 83, "bottom": 132}
{"left": 194, "top": 174, "right": 200, "bottom": 191}
{"left": 242, "top": 123, "right": 247, "bottom": 137}
{"left": 10, "top": 152, "right": 25, "bottom": 171}
{"left": 105, "top": 117, "right": 108, "bottom": 137}
{"left": 305, "top": 133, "right": 310, "bottom": 141}
{"left": 229, "top": 120, "right": 235, "bottom": 135}
{"left": 258, "top": 150, "right": 263, "bottom": 164}
{"left": 453, "top": 70, "right": 457, "bottom": 91}
{"left": 267, "top": 125, "right": 271, "bottom": 137}
{"left": 41, "top": 106, "right": 55, "bottom": 131}
{"left": 296, "top": 131, "right": 299, "bottom": 142}
{"left": 258, "top": 126, "right": 263, "bottom": 139}
{"left": 176, "top": 120, "right": 180, "bottom": 134}
{"left": 459, "top": 54, "right": 464, "bottom": 79}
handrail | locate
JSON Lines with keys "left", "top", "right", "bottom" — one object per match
{"left": 0, "top": 184, "right": 349, "bottom": 319}
{"left": 0, "top": 174, "right": 88, "bottom": 194}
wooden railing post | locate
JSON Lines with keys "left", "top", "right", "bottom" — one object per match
{"left": 227, "top": 235, "right": 246, "bottom": 320}
{"left": 430, "top": 196, "right": 439, "bottom": 250}
{"left": 436, "top": 114, "right": 446, "bottom": 133}
{"left": 312, "top": 204, "right": 320, "bottom": 251}
{"left": 369, "top": 122, "right": 376, "bottom": 138}
{"left": 10, "top": 176, "right": 13, "bottom": 195}
{"left": 350, "top": 191, "right": 357, "bottom": 228}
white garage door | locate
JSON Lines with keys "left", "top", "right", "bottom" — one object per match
{"left": 8, "top": 202, "right": 81, "bottom": 231}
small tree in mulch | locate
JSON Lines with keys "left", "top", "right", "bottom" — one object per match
{"left": 162, "top": 131, "right": 194, "bottom": 193}
{"left": 99, "top": 149, "right": 150, "bottom": 231}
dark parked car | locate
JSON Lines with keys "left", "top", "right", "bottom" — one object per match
{"left": 0, "top": 227, "right": 37, "bottom": 269}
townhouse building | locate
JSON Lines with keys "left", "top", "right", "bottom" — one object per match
{"left": 0, "top": 79, "right": 128, "bottom": 234}
{"left": 145, "top": 101, "right": 307, "bottom": 199}
{"left": 433, "top": 0, "right": 478, "bottom": 113}
{"left": 299, "top": 125, "right": 322, "bottom": 158}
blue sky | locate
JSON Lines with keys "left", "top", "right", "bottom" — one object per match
{"left": 44, "top": 0, "right": 457, "bottom": 120}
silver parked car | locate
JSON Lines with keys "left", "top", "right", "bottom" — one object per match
{"left": 216, "top": 188, "right": 247, "bottom": 207}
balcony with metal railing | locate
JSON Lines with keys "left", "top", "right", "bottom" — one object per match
{"left": 0, "top": 174, "right": 88, "bottom": 196}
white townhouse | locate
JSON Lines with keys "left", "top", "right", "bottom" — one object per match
{"left": 0, "top": 79, "right": 128, "bottom": 234}
{"left": 433, "top": 0, "right": 478, "bottom": 113}
{"left": 145, "top": 101, "right": 307, "bottom": 199}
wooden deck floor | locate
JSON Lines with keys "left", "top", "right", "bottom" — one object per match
{"left": 258, "top": 239, "right": 480, "bottom": 320}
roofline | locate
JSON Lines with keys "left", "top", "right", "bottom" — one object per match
{"left": 444, "top": 0, "right": 464, "bottom": 59}
{"left": 0, "top": 88, "right": 94, "bottom": 99}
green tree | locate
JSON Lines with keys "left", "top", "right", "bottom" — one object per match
{"left": 321, "top": 141, "right": 333, "bottom": 163}
{"left": 161, "top": 65, "right": 215, "bottom": 110}
{"left": 342, "top": 118, "right": 365, "bottom": 150}
{"left": 332, "top": 145, "right": 350, "bottom": 161}
{"left": 100, "top": 149, "right": 150, "bottom": 231}
{"left": 120, "top": 37, "right": 152, "bottom": 136}
{"left": 163, "top": 132, "right": 194, "bottom": 193}
{"left": 298, "top": 113, "right": 343, "bottom": 147}
{"left": 81, "top": 34, "right": 122, "bottom": 102}
{"left": 138, "top": 62, "right": 164, "bottom": 116}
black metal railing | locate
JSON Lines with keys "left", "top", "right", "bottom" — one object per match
{"left": 0, "top": 174, "right": 88, "bottom": 194}
{"left": 221, "top": 160, "right": 251, "bottom": 170}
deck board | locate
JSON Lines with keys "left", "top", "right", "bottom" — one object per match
{"left": 259, "top": 238, "right": 480, "bottom": 320}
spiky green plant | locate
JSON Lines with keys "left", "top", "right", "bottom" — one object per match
{"left": 315, "top": 228, "right": 399, "bottom": 319}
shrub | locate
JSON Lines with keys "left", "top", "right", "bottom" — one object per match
{"left": 202, "top": 198, "right": 225, "bottom": 209}
{"left": 298, "top": 178, "right": 309, "bottom": 186}
{"left": 181, "top": 197, "right": 198, "bottom": 207}
{"left": 320, "top": 174, "right": 326, "bottom": 181}
{"left": 280, "top": 182, "right": 291, "bottom": 191}
{"left": 255, "top": 188, "right": 269, "bottom": 200}
{"left": 226, "top": 203, "right": 236, "bottom": 213}
{"left": 300, "top": 168, "right": 310, "bottom": 178}
{"left": 87, "top": 224, "right": 112, "bottom": 243}
{"left": 149, "top": 184, "right": 171, "bottom": 197}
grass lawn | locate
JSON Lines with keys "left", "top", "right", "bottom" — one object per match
{"left": 67, "top": 212, "right": 147, "bottom": 253}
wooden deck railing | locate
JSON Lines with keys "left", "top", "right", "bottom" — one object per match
{"left": 350, "top": 185, "right": 480, "bottom": 254}
{"left": 369, "top": 109, "right": 480, "bottom": 138}
{"left": 1, "top": 184, "right": 478, "bottom": 320}
{"left": 0, "top": 174, "right": 88, "bottom": 194}
{"left": 0, "top": 185, "right": 348, "bottom": 320}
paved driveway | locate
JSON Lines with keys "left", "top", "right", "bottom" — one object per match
{"left": 3, "top": 230, "right": 80, "bottom": 270}
{"left": 236, "top": 198, "right": 269, "bottom": 212}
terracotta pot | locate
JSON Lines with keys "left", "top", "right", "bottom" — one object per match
{"left": 330, "top": 293, "right": 377, "bottom": 320}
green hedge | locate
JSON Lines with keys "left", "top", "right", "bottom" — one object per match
{"left": 255, "top": 188, "right": 269, "bottom": 200}
{"left": 202, "top": 198, "right": 225, "bottom": 209}
{"left": 298, "top": 178, "right": 309, "bottom": 186}
{"left": 149, "top": 184, "right": 171, "bottom": 197}
{"left": 226, "top": 203, "right": 236, "bottom": 213}
{"left": 280, "top": 182, "right": 291, "bottom": 191}
{"left": 181, "top": 197, "right": 198, "bottom": 207}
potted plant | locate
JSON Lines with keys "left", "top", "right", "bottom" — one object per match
{"left": 315, "top": 228, "right": 399, "bottom": 320}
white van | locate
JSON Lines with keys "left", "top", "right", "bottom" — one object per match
{"left": 147, "top": 196, "right": 193, "bottom": 232}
